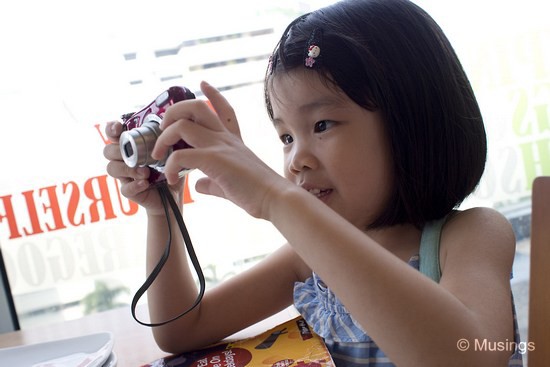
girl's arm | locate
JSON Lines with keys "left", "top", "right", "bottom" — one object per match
{"left": 267, "top": 186, "right": 515, "bottom": 367}
{"left": 144, "top": 211, "right": 307, "bottom": 353}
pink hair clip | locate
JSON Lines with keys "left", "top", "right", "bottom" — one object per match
{"left": 305, "top": 44, "right": 321, "bottom": 68}
{"left": 304, "top": 28, "right": 323, "bottom": 68}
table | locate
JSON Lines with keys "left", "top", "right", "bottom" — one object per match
{"left": 0, "top": 305, "right": 298, "bottom": 366}
{"left": 0, "top": 306, "right": 168, "bottom": 366}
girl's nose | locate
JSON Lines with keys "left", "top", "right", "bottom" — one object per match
{"left": 287, "top": 143, "right": 319, "bottom": 175}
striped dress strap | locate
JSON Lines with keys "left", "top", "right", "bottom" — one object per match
{"left": 418, "top": 215, "right": 450, "bottom": 283}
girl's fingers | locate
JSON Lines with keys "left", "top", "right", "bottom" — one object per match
{"left": 160, "top": 82, "right": 240, "bottom": 136}
{"left": 152, "top": 118, "right": 193, "bottom": 161}
{"left": 194, "top": 176, "right": 225, "bottom": 198}
{"left": 155, "top": 122, "right": 242, "bottom": 187}
{"left": 161, "top": 99, "right": 221, "bottom": 132}
{"left": 163, "top": 153, "right": 187, "bottom": 186}
{"left": 103, "top": 142, "right": 122, "bottom": 160}
{"left": 153, "top": 110, "right": 226, "bottom": 161}
{"left": 153, "top": 82, "right": 241, "bottom": 163}
{"left": 200, "top": 81, "right": 241, "bottom": 138}
{"left": 119, "top": 179, "right": 151, "bottom": 198}
{"left": 105, "top": 121, "right": 123, "bottom": 142}
{"left": 106, "top": 160, "right": 150, "bottom": 182}
{"left": 105, "top": 160, "right": 151, "bottom": 197}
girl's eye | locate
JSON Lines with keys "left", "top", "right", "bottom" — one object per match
{"left": 314, "top": 120, "right": 333, "bottom": 133}
{"left": 280, "top": 134, "right": 293, "bottom": 145}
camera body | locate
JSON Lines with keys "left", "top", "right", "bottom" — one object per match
{"left": 120, "top": 86, "right": 195, "bottom": 184}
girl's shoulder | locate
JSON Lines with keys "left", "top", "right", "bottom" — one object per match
{"left": 439, "top": 207, "right": 516, "bottom": 274}
{"left": 444, "top": 207, "right": 514, "bottom": 239}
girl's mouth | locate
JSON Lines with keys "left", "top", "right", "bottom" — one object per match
{"left": 307, "top": 188, "right": 333, "bottom": 200}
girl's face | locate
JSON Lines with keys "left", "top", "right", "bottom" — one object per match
{"left": 269, "top": 69, "right": 394, "bottom": 230}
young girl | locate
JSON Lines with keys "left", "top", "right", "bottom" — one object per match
{"left": 104, "top": 0, "right": 523, "bottom": 365}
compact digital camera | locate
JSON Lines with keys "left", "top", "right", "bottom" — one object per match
{"left": 120, "top": 86, "right": 196, "bottom": 184}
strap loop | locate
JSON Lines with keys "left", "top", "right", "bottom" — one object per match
{"left": 131, "top": 182, "right": 205, "bottom": 327}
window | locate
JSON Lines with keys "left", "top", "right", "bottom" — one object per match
{"left": 0, "top": 0, "right": 335, "bottom": 329}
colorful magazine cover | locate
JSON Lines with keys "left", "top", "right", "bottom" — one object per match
{"left": 142, "top": 317, "right": 335, "bottom": 367}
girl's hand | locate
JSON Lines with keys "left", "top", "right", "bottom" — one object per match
{"left": 103, "top": 121, "right": 184, "bottom": 215}
{"left": 153, "top": 81, "right": 288, "bottom": 219}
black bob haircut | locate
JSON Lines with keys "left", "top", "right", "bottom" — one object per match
{"left": 264, "top": 0, "right": 487, "bottom": 229}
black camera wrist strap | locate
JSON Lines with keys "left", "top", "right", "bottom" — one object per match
{"left": 130, "top": 182, "right": 206, "bottom": 327}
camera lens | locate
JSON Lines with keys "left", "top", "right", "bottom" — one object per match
{"left": 119, "top": 114, "right": 168, "bottom": 169}
{"left": 123, "top": 142, "right": 134, "bottom": 158}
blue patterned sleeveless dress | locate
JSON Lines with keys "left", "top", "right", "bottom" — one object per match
{"left": 293, "top": 215, "right": 524, "bottom": 366}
